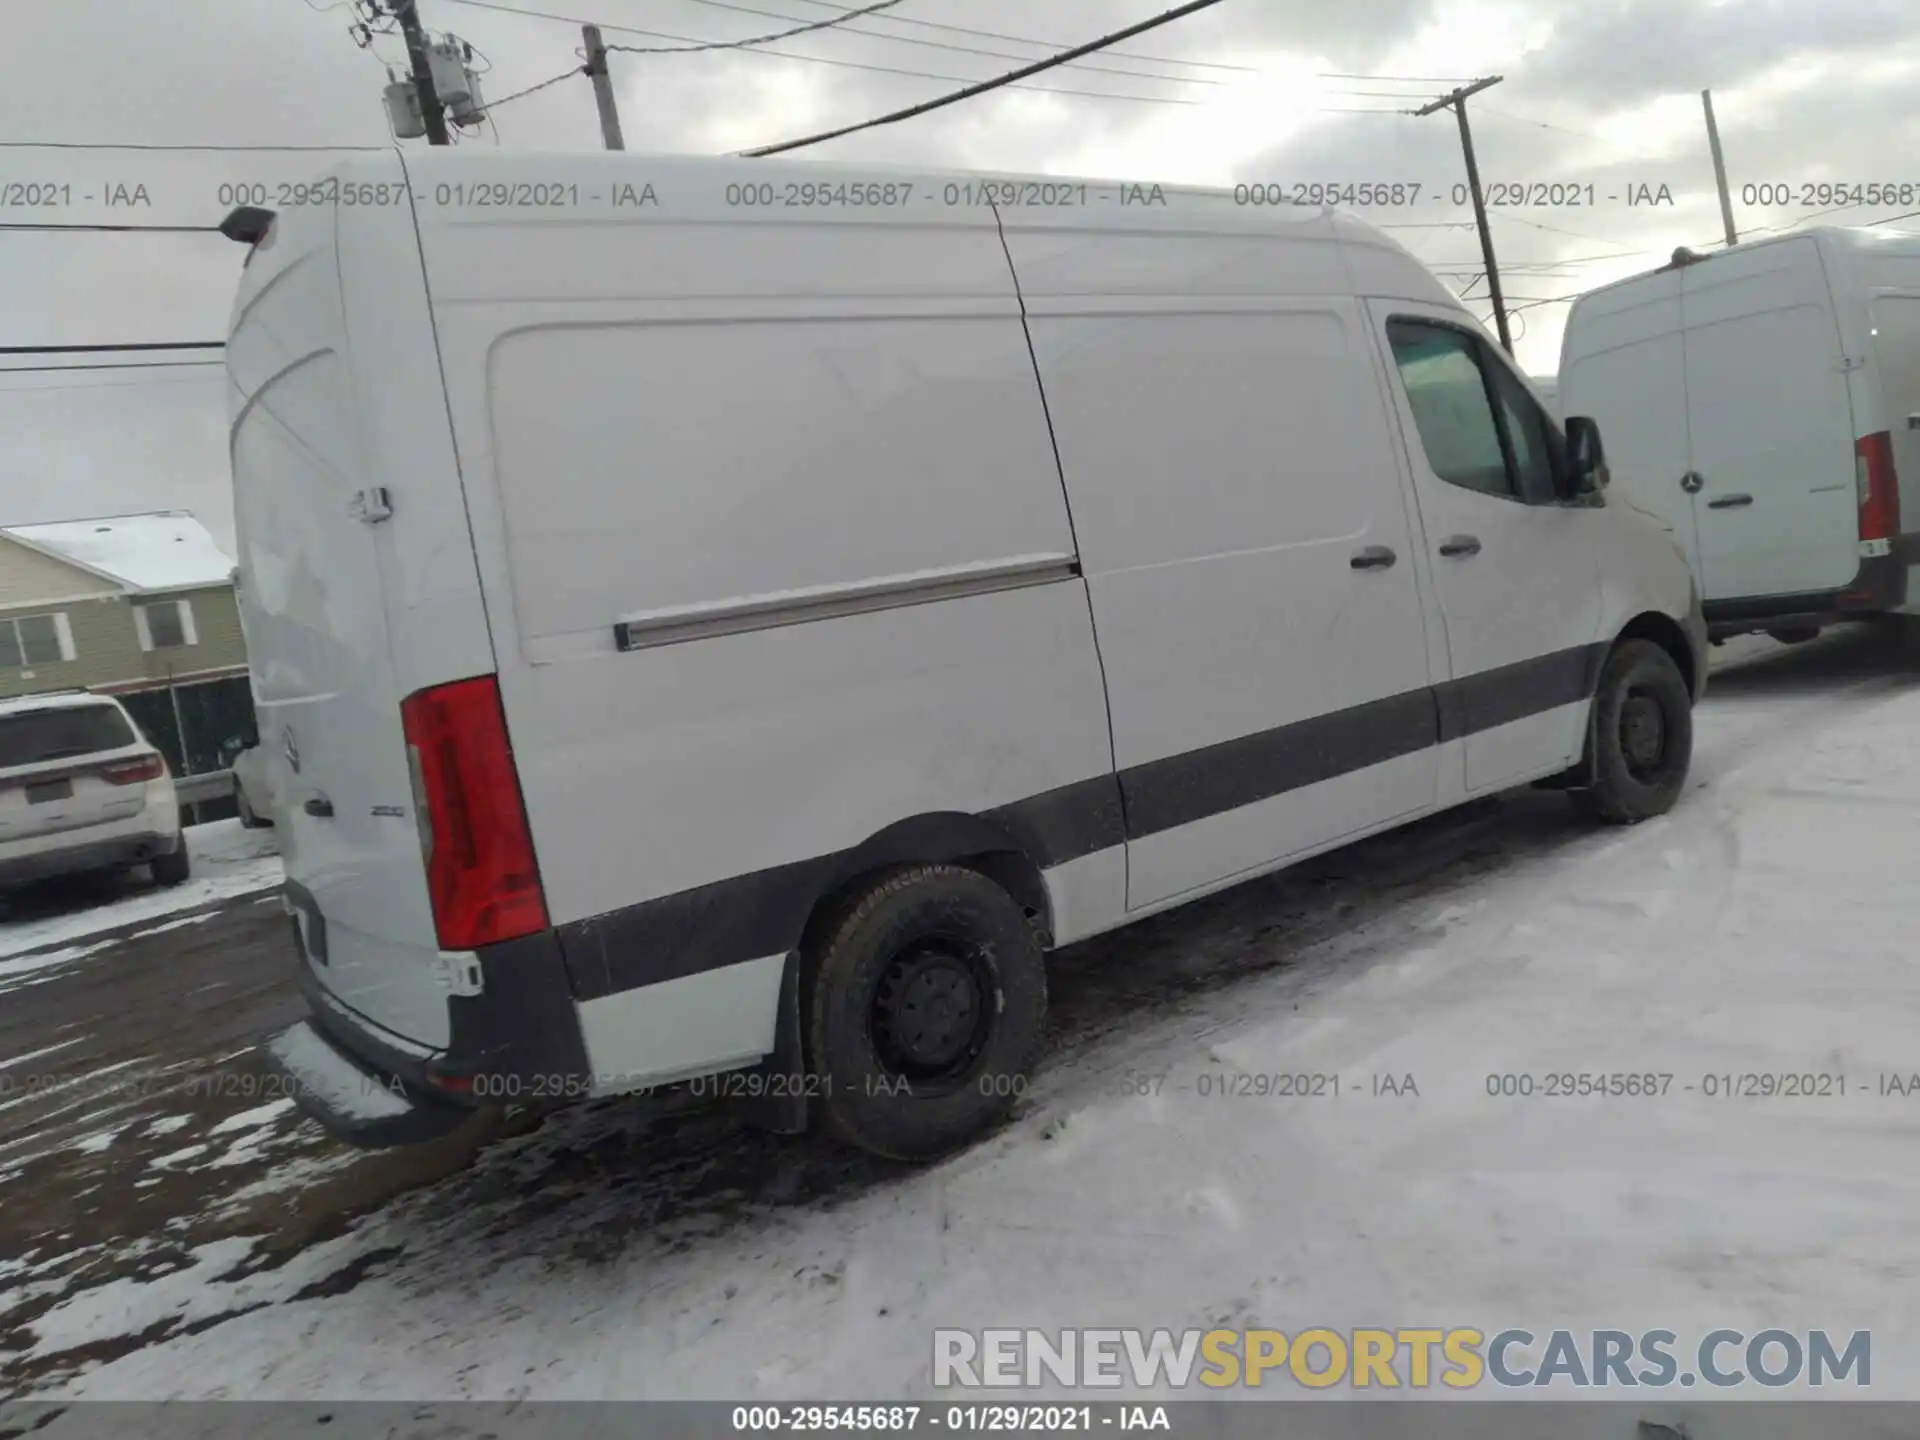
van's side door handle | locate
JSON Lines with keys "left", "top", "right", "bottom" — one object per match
{"left": 303, "top": 796, "right": 334, "bottom": 818}
{"left": 1707, "top": 493, "right": 1753, "bottom": 509}
{"left": 1349, "top": 545, "right": 1397, "bottom": 570}
{"left": 1438, "top": 535, "right": 1482, "bottom": 558}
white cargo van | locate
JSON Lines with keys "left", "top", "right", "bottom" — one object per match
{"left": 1559, "top": 227, "right": 1920, "bottom": 643}
{"left": 229, "top": 151, "right": 1705, "bottom": 1161}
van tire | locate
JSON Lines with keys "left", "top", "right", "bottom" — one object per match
{"left": 150, "top": 839, "right": 191, "bottom": 887}
{"left": 1571, "top": 639, "right": 1693, "bottom": 825}
{"left": 804, "top": 863, "right": 1046, "bottom": 1163}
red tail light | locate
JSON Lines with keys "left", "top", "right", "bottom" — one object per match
{"left": 101, "top": 754, "right": 165, "bottom": 785}
{"left": 1856, "top": 432, "right": 1901, "bottom": 543}
{"left": 398, "top": 675, "right": 548, "bottom": 951}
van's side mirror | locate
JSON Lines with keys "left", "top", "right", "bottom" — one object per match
{"left": 1562, "top": 415, "right": 1610, "bottom": 499}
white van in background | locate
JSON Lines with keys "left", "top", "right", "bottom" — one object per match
{"left": 1559, "top": 227, "right": 1920, "bottom": 643}
{"left": 227, "top": 150, "right": 1705, "bottom": 1161}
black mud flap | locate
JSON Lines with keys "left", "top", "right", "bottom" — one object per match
{"left": 727, "top": 951, "right": 812, "bottom": 1137}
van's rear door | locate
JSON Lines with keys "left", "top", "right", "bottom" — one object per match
{"left": 1559, "top": 272, "right": 1701, "bottom": 590}
{"left": 226, "top": 162, "right": 453, "bottom": 1050}
{"left": 1681, "top": 238, "right": 1860, "bottom": 601}
{"left": 1868, "top": 293, "right": 1920, "bottom": 533}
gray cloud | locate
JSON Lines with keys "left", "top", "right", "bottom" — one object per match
{"left": 1512, "top": 0, "right": 1920, "bottom": 111}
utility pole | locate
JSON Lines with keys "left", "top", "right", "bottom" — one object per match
{"left": 1702, "top": 89, "right": 1737, "bottom": 247}
{"left": 1415, "top": 76, "right": 1512, "bottom": 355}
{"left": 391, "top": 0, "right": 451, "bottom": 145}
{"left": 583, "top": 25, "right": 625, "bottom": 150}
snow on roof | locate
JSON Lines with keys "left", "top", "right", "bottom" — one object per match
{"left": 2, "top": 511, "right": 235, "bottom": 594}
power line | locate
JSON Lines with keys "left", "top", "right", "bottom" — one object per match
{"left": 1504, "top": 290, "right": 1589, "bottom": 315}
{"left": 436, "top": 0, "right": 1465, "bottom": 112}
{"left": 1320, "top": 72, "right": 1474, "bottom": 82}
{"left": 1431, "top": 254, "right": 1629, "bottom": 272}
{"left": 743, "top": 0, "right": 1239, "bottom": 156}
{"left": 1489, "top": 210, "right": 1635, "bottom": 251}
{"left": 485, "top": 64, "right": 589, "bottom": 108}
{"left": 770, "top": 0, "right": 1467, "bottom": 85}
{"left": 674, "top": 0, "right": 1225, "bottom": 84}
{"left": 1476, "top": 106, "right": 1603, "bottom": 140}
{"left": 448, "top": 0, "right": 1469, "bottom": 93}
{"left": 715, "top": 0, "right": 1261, "bottom": 72}
{"left": 608, "top": 40, "right": 1205, "bottom": 105}
{"left": 493, "top": 0, "right": 921, "bottom": 54}
{"left": 599, "top": 0, "right": 910, "bottom": 53}
{"left": 1742, "top": 204, "right": 1920, "bottom": 242}
{"left": 1324, "top": 89, "right": 1471, "bottom": 100}
{"left": 441, "top": 0, "right": 1209, "bottom": 106}
{"left": 0, "top": 342, "right": 224, "bottom": 355}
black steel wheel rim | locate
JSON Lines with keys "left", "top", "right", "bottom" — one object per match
{"left": 1619, "top": 686, "right": 1668, "bottom": 781}
{"left": 868, "top": 938, "right": 993, "bottom": 1088}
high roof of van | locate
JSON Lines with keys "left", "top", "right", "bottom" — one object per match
{"left": 1563, "top": 224, "right": 1920, "bottom": 317}
{"left": 252, "top": 148, "right": 1461, "bottom": 312}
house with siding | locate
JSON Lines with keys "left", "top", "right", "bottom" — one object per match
{"left": 0, "top": 510, "right": 258, "bottom": 781}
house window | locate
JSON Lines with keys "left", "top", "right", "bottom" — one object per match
{"left": 136, "top": 599, "right": 198, "bottom": 651}
{"left": 0, "top": 612, "right": 75, "bottom": 669}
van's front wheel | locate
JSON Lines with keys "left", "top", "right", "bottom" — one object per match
{"left": 1572, "top": 639, "right": 1693, "bottom": 824}
{"left": 805, "top": 864, "right": 1046, "bottom": 1162}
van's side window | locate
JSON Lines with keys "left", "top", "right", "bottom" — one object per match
{"left": 1486, "top": 360, "right": 1557, "bottom": 505}
{"left": 1386, "top": 321, "right": 1515, "bottom": 500}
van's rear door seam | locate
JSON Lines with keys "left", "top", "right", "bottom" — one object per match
{"left": 989, "top": 200, "right": 1131, "bottom": 867}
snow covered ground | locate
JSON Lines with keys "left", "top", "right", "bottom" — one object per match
{"left": 0, "top": 819, "right": 282, "bottom": 964}
{"left": 11, "top": 632, "right": 1920, "bottom": 1408}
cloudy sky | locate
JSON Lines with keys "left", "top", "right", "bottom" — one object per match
{"left": 4, "top": 0, "right": 1918, "bottom": 551}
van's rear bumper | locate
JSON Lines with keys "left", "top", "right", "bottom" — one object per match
{"left": 1703, "top": 534, "right": 1920, "bottom": 639}
{"left": 263, "top": 1019, "right": 471, "bottom": 1147}
{"left": 272, "top": 900, "right": 594, "bottom": 1147}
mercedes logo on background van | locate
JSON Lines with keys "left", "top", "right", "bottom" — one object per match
{"left": 283, "top": 725, "right": 301, "bottom": 774}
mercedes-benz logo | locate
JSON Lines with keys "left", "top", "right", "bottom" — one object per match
{"left": 283, "top": 725, "right": 301, "bottom": 775}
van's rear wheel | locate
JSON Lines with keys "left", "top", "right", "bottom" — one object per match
{"left": 1572, "top": 639, "right": 1693, "bottom": 824}
{"left": 805, "top": 863, "right": 1046, "bottom": 1162}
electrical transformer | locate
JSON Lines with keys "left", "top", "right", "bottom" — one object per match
{"left": 383, "top": 76, "right": 426, "bottom": 140}
{"left": 447, "top": 70, "right": 486, "bottom": 125}
{"left": 426, "top": 38, "right": 472, "bottom": 108}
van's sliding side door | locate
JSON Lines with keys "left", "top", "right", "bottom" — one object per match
{"left": 1008, "top": 287, "right": 1441, "bottom": 911}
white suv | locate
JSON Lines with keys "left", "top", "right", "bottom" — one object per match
{"left": 0, "top": 690, "right": 190, "bottom": 891}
